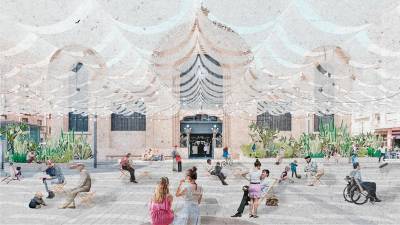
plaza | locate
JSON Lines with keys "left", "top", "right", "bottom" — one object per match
{"left": 2, "top": 0, "right": 400, "bottom": 225}
{"left": 1, "top": 158, "right": 399, "bottom": 225}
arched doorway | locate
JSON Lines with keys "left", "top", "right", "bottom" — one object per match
{"left": 180, "top": 114, "right": 222, "bottom": 158}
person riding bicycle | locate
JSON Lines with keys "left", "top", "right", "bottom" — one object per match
{"left": 350, "top": 162, "right": 381, "bottom": 202}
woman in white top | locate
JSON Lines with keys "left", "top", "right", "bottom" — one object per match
{"left": 174, "top": 167, "right": 203, "bottom": 225}
{"left": 242, "top": 159, "right": 262, "bottom": 218}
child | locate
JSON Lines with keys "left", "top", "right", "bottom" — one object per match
{"left": 351, "top": 153, "right": 358, "bottom": 167}
{"left": 290, "top": 160, "right": 299, "bottom": 178}
{"left": 29, "top": 192, "right": 46, "bottom": 209}
{"left": 176, "top": 153, "right": 182, "bottom": 172}
{"left": 279, "top": 166, "right": 290, "bottom": 183}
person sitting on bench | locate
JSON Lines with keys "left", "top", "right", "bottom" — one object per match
{"left": 59, "top": 164, "right": 91, "bottom": 209}
{"left": 350, "top": 162, "right": 381, "bottom": 202}
{"left": 42, "top": 160, "right": 65, "bottom": 198}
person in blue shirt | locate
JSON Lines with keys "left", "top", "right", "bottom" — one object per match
{"left": 223, "top": 146, "right": 229, "bottom": 159}
{"left": 42, "top": 160, "right": 65, "bottom": 198}
{"left": 290, "top": 160, "right": 299, "bottom": 178}
{"left": 351, "top": 153, "right": 359, "bottom": 168}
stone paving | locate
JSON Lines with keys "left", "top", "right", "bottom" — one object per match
{"left": 0, "top": 158, "right": 399, "bottom": 225}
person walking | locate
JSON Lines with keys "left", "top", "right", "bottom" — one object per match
{"left": 242, "top": 160, "right": 262, "bottom": 218}
{"left": 59, "top": 164, "right": 91, "bottom": 209}
{"left": 378, "top": 144, "right": 386, "bottom": 163}
{"left": 120, "top": 153, "right": 137, "bottom": 183}
{"left": 149, "top": 177, "right": 174, "bottom": 225}
{"left": 172, "top": 146, "right": 178, "bottom": 172}
{"left": 174, "top": 167, "right": 203, "bottom": 225}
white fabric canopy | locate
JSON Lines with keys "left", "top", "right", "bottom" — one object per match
{"left": 1, "top": 0, "right": 400, "bottom": 117}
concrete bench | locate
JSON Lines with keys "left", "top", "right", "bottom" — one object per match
{"left": 105, "top": 154, "right": 142, "bottom": 161}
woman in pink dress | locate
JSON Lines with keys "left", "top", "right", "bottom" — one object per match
{"left": 149, "top": 177, "right": 174, "bottom": 225}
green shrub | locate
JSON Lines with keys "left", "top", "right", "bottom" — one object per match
{"left": 11, "top": 151, "right": 26, "bottom": 163}
{"left": 358, "top": 147, "right": 368, "bottom": 157}
{"left": 309, "top": 152, "right": 324, "bottom": 158}
{"left": 241, "top": 144, "right": 267, "bottom": 158}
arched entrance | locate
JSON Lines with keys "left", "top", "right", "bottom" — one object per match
{"left": 180, "top": 114, "right": 222, "bottom": 158}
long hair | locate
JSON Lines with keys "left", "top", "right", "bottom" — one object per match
{"left": 186, "top": 166, "right": 198, "bottom": 190}
{"left": 153, "top": 177, "right": 169, "bottom": 203}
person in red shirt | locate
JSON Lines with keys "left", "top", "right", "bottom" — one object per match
{"left": 120, "top": 153, "right": 137, "bottom": 183}
{"left": 176, "top": 153, "right": 182, "bottom": 172}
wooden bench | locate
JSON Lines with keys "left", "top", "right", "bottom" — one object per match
{"left": 78, "top": 191, "right": 95, "bottom": 207}
{"left": 53, "top": 182, "right": 67, "bottom": 193}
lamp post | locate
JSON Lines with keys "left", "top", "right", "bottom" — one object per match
{"left": 184, "top": 125, "right": 191, "bottom": 155}
{"left": 0, "top": 72, "right": 5, "bottom": 171}
{"left": 93, "top": 114, "right": 97, "bottom": 168}
{"left": 211, "top": 125, "right": 219, "bottom": 153}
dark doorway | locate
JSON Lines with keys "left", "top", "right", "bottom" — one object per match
{"left": 189, "top": 134, "right": 212, "bottom": 158}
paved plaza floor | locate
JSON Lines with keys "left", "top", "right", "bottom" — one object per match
{"left": 0, "top": 158, "right": 399, "bottom": 225}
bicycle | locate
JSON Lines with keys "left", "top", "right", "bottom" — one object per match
{"left": 221, "top": 155, "right": 233, "bottom": 167}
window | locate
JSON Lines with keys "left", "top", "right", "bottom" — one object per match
{"left": 111, "top": 113, "right": 146, "bottom": 131}
{"left": 37, "top": 120, "right": 42, "bottom": 126}
{"left": 21, "top": 118, "right": 28, "bottom": 123}
{"left": 256, "top": 112, "right": 292, "bottom": 131}
{"left": 314, "top": 114, "right": 334, "bottom": 132}
{"left": 68, "top": 112, "right": 88, "bottom": 132}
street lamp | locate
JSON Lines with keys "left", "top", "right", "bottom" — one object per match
{"left": 184, "top": 125, "right": 192, "bottom": 149}
{"left": 211, "top": 125, "right": 219, "bottom": 151}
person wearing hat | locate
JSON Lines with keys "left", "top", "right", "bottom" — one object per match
{"left": 42, "top": 160, "right": 65, "bottom": 198}
{"left": 304, "top": 156, "right": 317, "bottom": 186}
{"left": 59, "top": 164, "right": 91, "bottom": 209}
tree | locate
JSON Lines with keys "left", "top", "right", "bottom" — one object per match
{"left": 0, "top": 123, "right": 29, "bottom": 154}
{"left": 248, "top": 122, "right": 278, "bottom": 151}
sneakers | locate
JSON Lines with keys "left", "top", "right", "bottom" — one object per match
{"left": 131, "top": 180, "right": 138, "bottom": 183}
{"left": 47, "top": 191, "right": 55, "bottom": 199}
